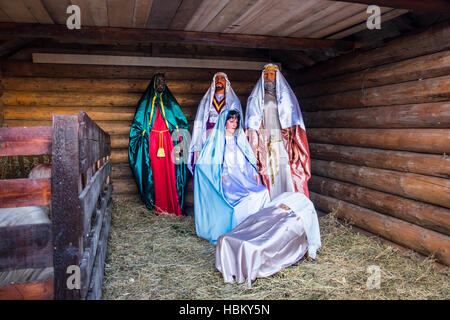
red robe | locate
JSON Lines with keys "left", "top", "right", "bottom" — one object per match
{"left": 149, "top": 106, "right": 182, "bottom": 215}
{"left": 246, "top": 125, "right": 311, "bottom": 198}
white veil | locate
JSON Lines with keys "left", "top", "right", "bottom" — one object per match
{"left": 189, "top": 72, "right": 242, "bottom": 172}
{"left": 245, "top": 63, "right": 305, "bottom": 131}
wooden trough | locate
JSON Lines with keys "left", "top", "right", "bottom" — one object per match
{"left": 0, "top": 111, "right": 112, "bottom": 300}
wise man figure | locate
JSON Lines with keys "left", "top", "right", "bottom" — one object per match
{"left": 245, "top": 64, "right": 311, "bottom": 199}
{"left": 189, "top": 72, "right": 243, "bottom": 173}
{"left": 129, "top": 73, "right": 189, "bottom": 216}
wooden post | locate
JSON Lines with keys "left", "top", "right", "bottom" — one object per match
{"left": 51, "top": 115, "right": 83, "bottom": 300}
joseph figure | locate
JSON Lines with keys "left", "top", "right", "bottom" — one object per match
{"left": 188, "top": 72, "right": 242, "bottom": 173}
{"left": 245, "top": 64, "right": 311, "bottom": 199}
{"left": 129, "top": 73, "right": 189, "bottom": 215}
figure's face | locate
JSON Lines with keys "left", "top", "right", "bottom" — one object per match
{"left": 156, "top": 75, "right": 165, "bottom": 93}
{"left": 215, "top": 74, "right": 226, "bottom": 94}
{"left": 263, "top": 69, "right": 276, "bottom": 91}
{"left": 225, "top": 117, "right": 238, "bottom": 134}
{"left": 264, "top": 69, "right": 276, "bottom": 82}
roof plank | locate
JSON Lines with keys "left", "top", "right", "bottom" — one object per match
{"left": 287, "top": 2, "right": 353, "bottom": 37}
{"left": 327, "top": 8, "right": 409, "bottom": 39}
{"left": 0, "top": 22, "right": 358, "bottom": 52}
{"left": 23, "top": 0, "right": 54, "bottom": 24}
{"left": 133, "top": 0, "right": 153, "bottom": 28}
{"left": 69, "top": 0, "right": 96, "bottom": 26}
{"left": 0, "top": 8, "right": 11, "bottom": 22}
{"left": 147, "top": 0, "right": 181, "bottom": 29}
{"left": 330, "top": 0, "right": 450, "bottom": 14}
{"left": 0, "top": 0, "right": 38, "bottom": 23}
{"left": 168, "top": 0, "right": 203, "bottom": 30}
{"left": 203, "top": 0, "right": 259, "bottom": 33}
{"left": 222, "top": 0, "right": 276, "bottom": 34}
{"left": 40, "top": 0, "right": 71, "bottom": 25}
{"left": 292, "top": 3, "right": 367, "bottom": 38}
{"left": 85, "top": 0, "right": 108, "bottom": 26}
{"left": 309, "top": 7, "right": 393, "bottom": 39}
{"left": 107, "top": 0, "right": 134, "bottom": 27}
{"left": 184, "top": 0, "right": 229, "bottom": 31}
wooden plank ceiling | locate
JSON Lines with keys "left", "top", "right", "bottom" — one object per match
{"left": 0, "top": 0, "right": 408, "bottom": 39}
{"left": 5, "top": 0, "right": 447, "bottom": 68}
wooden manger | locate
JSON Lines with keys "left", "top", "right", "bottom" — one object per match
{"left": 0, "top": 111, "right": 112, "bottom": 300}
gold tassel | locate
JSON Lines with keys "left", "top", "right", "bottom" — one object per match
{"left": 157, "top": 130, "right": 166, "bottom": 158}
{"left": 157, "top": 148, "right": 165, "bottom": 158}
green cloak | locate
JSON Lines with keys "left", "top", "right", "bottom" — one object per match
{"left": 128, "top": 74, "right": 189, "bottom": 211}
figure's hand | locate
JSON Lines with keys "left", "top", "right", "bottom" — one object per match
{"left": 255, "top": 175, "right": 260, "bottom": 185}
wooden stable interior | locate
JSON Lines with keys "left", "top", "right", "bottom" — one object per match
{"left": 0, "top": 0, "right": 449, "bottom": 284}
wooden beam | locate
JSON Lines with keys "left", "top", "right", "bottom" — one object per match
{"left": 297, "top": 19, "right": 450, "bottom": 85}
{"left": 310, "top": 192, "right": 450, "bottom": 266}
{"left": 330, "top": 0, "right": 450, "bottom": 13}
{"left": 297, "top": 50, "right": 450, "bottom": 98}
{"left": 0, "top": 223, "right": 53, "bottom": 271}
{"left": 0, "top": 38, "right": 32, "bottom": 58}
{"left": 309, "top": 175, "right": 450, "bottom": 235}
{"left": 0, "top": 279, "right": 54, "bottom": 300}
{"left": 32, "top": 53, "right": 276, "bottom": 70}
{"left": 0, "top": 22, "right": 358, "bottom": 52}
{"left": 304, "top": 102, "right": 450, "bottom": 129}
{"left": 312, "top": 160, "right": 450, "bottom": 208}
{"left": 0, "top": 60, "right": 265, "bottom": 81}
{"left": 302, "top": 75, "right": 450, "bottom": 111}
{"left": 0, "top": 77, "right": 256, "bottom": 95}
{"left": 309, "top": 143, "right": 450, "bottom": 178}
{"left": 308, "top": 128, "right": 450, "bottom": 154}
{"left": 0, "top": 178, "right": 51, "bottom": 208}
{"left": 0, "top": 126, "right": 52, "bottom": 156}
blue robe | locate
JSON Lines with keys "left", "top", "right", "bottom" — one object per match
{"left": 194, "top": 109, "right": 269, "bottom": 244}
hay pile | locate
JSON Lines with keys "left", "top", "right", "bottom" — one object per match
{"left": 102, "top": 199, "right": 449, "bottom": 300}
{"left": 0, "top": 155, "right": 51, "bottom": 179}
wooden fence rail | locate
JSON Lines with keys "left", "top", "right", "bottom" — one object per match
{"left": 0, "top": 111, "right": 112, "bottom": 300}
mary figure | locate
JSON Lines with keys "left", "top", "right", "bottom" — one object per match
{"left": 194, "top": 109, "right": 269, "bottom": 244}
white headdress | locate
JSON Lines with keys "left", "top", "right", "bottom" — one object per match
{"left": 245, "top": 63, "right": 305, "bottom": 131}
{"left": 189, "top": 72, "right": 242, "bottom": 170}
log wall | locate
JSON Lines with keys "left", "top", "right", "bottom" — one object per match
{"left": 296, "top": 20, "right": 450, "bottom": 265}
{"left": 0, "top": 47, "right": 281, "bottom": 206}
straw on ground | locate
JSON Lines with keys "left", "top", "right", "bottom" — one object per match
{"left": 102, "top": 199, "right": 449, "bottom": 300}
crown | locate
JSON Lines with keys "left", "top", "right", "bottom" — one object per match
{"left": 264, "top": 65, "right": 279, "bottom": 71}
